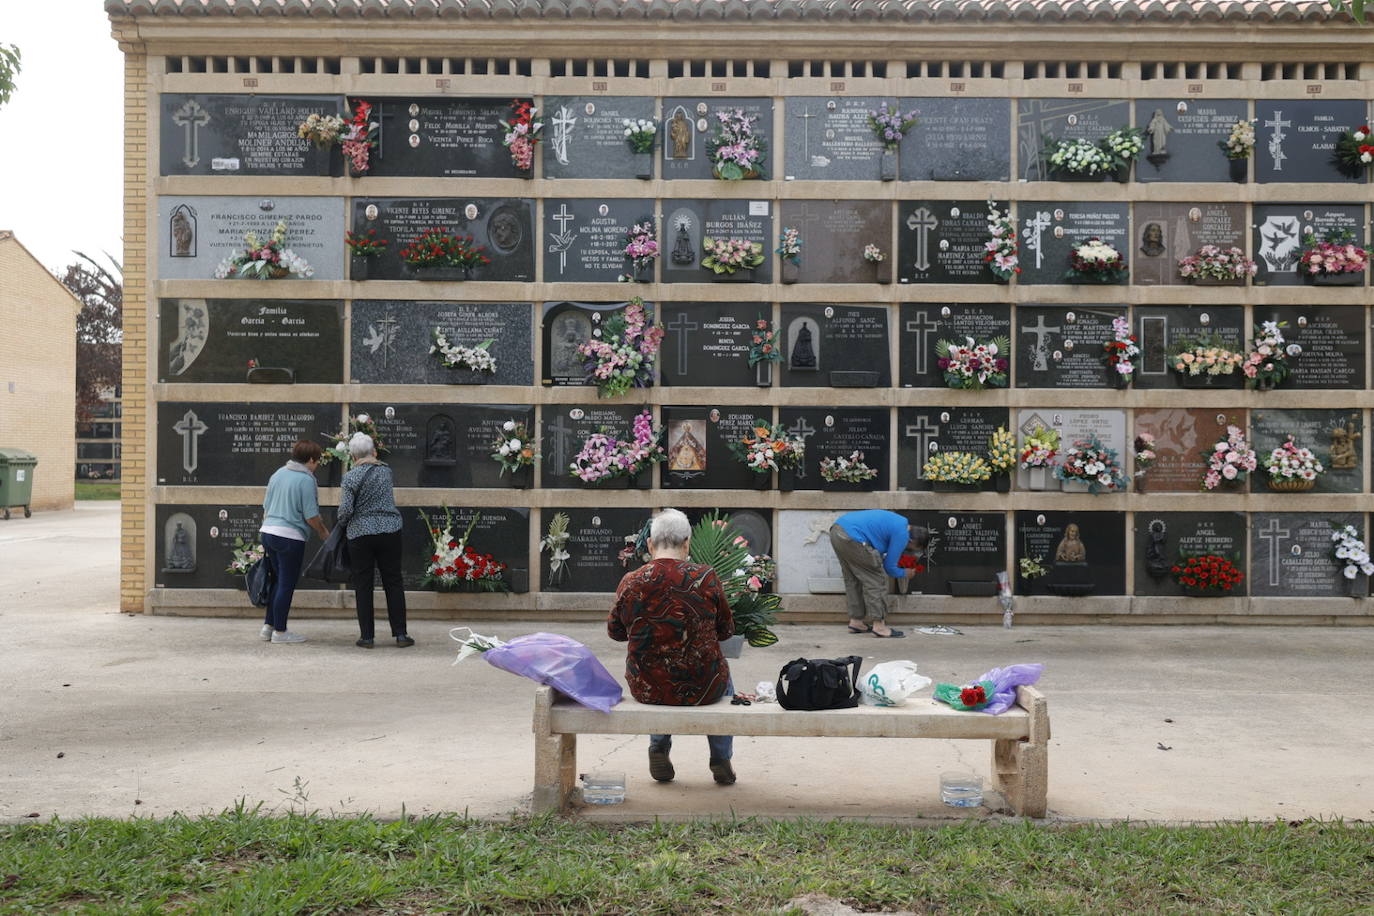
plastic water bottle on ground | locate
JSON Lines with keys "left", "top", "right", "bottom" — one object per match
{"left": 940, "top": 772, "right": 983, "bottom": 807}
{"left": 581, "top": 772, "right": 626, "bottom": 805}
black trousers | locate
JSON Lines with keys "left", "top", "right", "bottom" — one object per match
{"left": 348, "top": 530, "right": 407, "bottom": 639}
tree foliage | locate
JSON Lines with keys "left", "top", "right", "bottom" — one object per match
{"left": 1330, "top": 0, "right": 1370, "bottom": 22}
{"left": 0, "top": 44, "right": 19, "bottom": 108}
{"left": 61, "top": 252, "right": 124, "bottom": 422}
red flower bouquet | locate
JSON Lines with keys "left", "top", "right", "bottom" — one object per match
{"left": 1171, "top": 554, "right": 1244, "bottom": 593}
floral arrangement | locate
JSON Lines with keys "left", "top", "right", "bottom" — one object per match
{"left": 1019, "top": 426, "right": 1060, "bottom": 469}
{"left": 225, "top": 536, "right": 264, "bottom": 575}
{"left": 214, "top": 220, "right": 314, "bottom": 280}
{"left": 577, "top": 297, "right": 663, "bottom": 399}
{"left": 776, "top": 227, "right": 802, "bottom": 265}
{"left": 867, "top": 102, "right": 918, "bottom": 151}
{"left": 1066, "top": 237, "right": 1127, "bottom": 283}
{"left": 1297, "top": 229, "right": 1367, "bottom": 277}
{"left": 1044, "top": 127, "right": 1143, "bottom": 176}
{"left": 987, "top": 427, "right": 1017, "bottom": 473}
{"left": 1177, "top": 245, "right": 1257, "bottom": 282}
{"left": 898, "top": 554, "right": 927, "bottom": 575}
{"left": 344, "top": 228, "right": 388, "bottom": 258}
{"left": 297, "top": 112, "right": 345, "bottom": 149}
{"left": 490, "top": 419, "right": 537, "bottom": 476}
{"left": 706, "top": 108, "right": 766, "bottom": 180}
{"left": 618, "top": 519, "right": 653, "bottom": 569}
{"left": 1171, "top": 554, "right": 1244, "bottom": 593}
{"left": 342, "top": 99, "right": 378, "bottom": 174}
{"left": 1168, "top": 334, "right": 1244, "bottom": 379}
{"left": 320, "top": 413, "right": 387, "bottom": 469}
{"left": 622, "top": 118, "right": 657, "bottom": 154}
{"left": 1244, "top": 320, "right": 1301, "bottom": 389}
{"left": 923, "top": 450, "right": 992, "bottom": 485}
{"left": 1019, "top": 555, "right": 1048, "bottom": 580}
{"left": 497, "top": 99, "right": 542, "bottom": 170}
{"left": 1102, "top": 127, "right": 1146, "bottom": 164}
{"left": 935, "top": 336, "right": 1010, "bottom": 390}
{"left": 1054, "top": 434, "right": 1127, "bottom": 493}
{"left": 1263, "top": 435, "right": 1324, "bottom": 483}
{"left": 1134, "top": 432, "right": 1157, "bottom": 475}
{"left": 1202, "top": 424, "right": 1258, "bottom": 490}
{"left": 1221, "top": 119, "right": 1255, "bottom": 160}
{"left": 618, "top": 222, "right": 659, "bottom": 282}
{"left": 1330, "top": 525, "right": 1374, "bottom": 580}
{"left": 747, "top": 318, "right": 782, "bottom": 368}
{"left": 1335, "top": 124, "right": 1374, "bottom": 173}
{"left": 1103, "top": 316, "right": 1140, "bottom": 384}
{"left": 820, "top": 450, "right": 879, "bottom": 483}
{"left": 729, "top": 420, "right": 805, "bottom": 473}
{"left": 399, "top": 229, "right": 491, "bottom": 272}
{"left": 430, "top": 330, "right": 496, "bottom": 372}
{"left": 419, "top": 508, "right": 509, "bottom": 592}
{"left": 702, "top": 237, "right": 765, "bottom": 275}
{"left": 569, "top": 409, "right": 665, "bottom": 484}
{"left": 741, "top": 551, "right": 776, "bottom": 592}
{"left": 863, "top": 244, "right": 885, "bottom": 263}
{"left": 541, "top": 512, "right": 572, "bottom": 586}
{"left": 983, "top": 200, "right": 1020, "bottom": 280}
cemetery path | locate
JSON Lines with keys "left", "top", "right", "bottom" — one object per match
{"left": 2, "top": 504, "right": 1371, "bottom": 824}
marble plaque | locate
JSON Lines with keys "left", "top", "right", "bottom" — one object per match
{"left": 1255, "top": 100, "right": 1368, "bottom": 183}
{"left": 660, "top": 198, "right": 774, "bottom": 284}
{"left": 542, "top": 300, "right": 658, "bottom": 388}
{"left": 159, "top": 93, "right": 341, "bottom": 176}
{"left": 1132, "top": 306, "right": 1246, "bottom": 390}
{"left": 401, "top": 506, "right": 529, "bottom": 592}
{"left": 1134, "top": 409, "right": 1249, "bottom": 493}
{"left": 350, "top": 300, "right": 533, "bottom": 387}
{"left": 540, "top": 507, "right": 653, "bottom": 593}
{"left": 370, "top": 97, "right": 524, "bottom": 178}
{"left": 1014, "top": 510, "right": 1126, "bottom": 596}
{"left": 1016, "top": 202, "right": 1130, "bottom": 285}
{"left": 899, "top": 201, "right": 1005, "bottom": 284}
{"left": 157, "top": 196, "right": 345, "bottom": 281}
{"left": 156, "top": 403, "right": 339, "bottom": 487}
{"left": 350, "top": 197, "right": 535, "bottom": 282}
{"left": 777, "top": 199, "right": 893, "bottom": 283}
{"left": 1251, "top": 512, "right": 1364, "bottom": 597}
{"left": 1133, "top": 203, "right": 1248, "bottom": 286}
{"left": 897, "top": 407, "right": 1010, "bottom": 492}
{"left": 1252, "top": 204, "right": 1364, "bottom": 286}
{"left": 1132, "top": 99, "right": 1250, "bottom": 183}
{"left": 1015, "top": 306, "right": 1123, "bottom": 389}
{"left": 780, "top": 304, "right": 890, "bottom": 387}
{"left": 351, "top": 403, "right": 535, "bottom": 489}
{"left": 543, "top": 199, "right": 654, "bottom": 283}
{"left": 1134, "top": 512, "right": 1248, "bottom": 596}
{"left": 901, "top": 510, "right": 1008, "bottom": 596}
{"left": 658, "top": 302, "right": 762, "bottom": 388}
{"left": 159, "top": 298, "right": 343, "bottom": 384}
{"left": 776, "top": 509, "right": 848, "bottom": 594}
{"left": 154, "top": 504, "right": 333, "bottom": 589}
{"left": 899, "top": 303, "right": 1011, "bottom": 389}
{"left": 783, "top": 96, "right": 888, "bottom": 181}
{"left": 1258, "top": 307, "right": 1366, "bottom": 389}
{"left": 1015, "top": 408, "right": 1127, "bottom": 491}
{"left": 1250, "top": 409, "right": 1364, "bottom": 494}
{"left": 900, "top": 97, "right": 1012, "bottom": 181}
{"left": 661, "top": 406, "right": 772, "bottom": 490}
{"left": 777, "top": 408, "right": 890, "bottom": 491}
{"left": 542, "top": 96, "right": 658, "bottom": 180}
{"left": 661, "top": 98, "right": 772, "bottom": 180}
{"left": 1016, "top": 98, "right": 1131, "bottom": 181}
{"left": 541, "top": 404, "right": 652, "bottom": 490}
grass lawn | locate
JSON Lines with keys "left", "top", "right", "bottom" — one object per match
{"left": 1, "top": 812, "right": 1371, "bottom": 914}
{"left": 74, "top": 480, "right": 120, "bottom": 500}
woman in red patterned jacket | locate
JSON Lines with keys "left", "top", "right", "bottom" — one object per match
{"left": 608, "top": 508, "right": 737, "bottom": 786}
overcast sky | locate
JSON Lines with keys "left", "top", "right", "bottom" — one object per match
{"left": 0, "top": 0, "right": 124, "bottom": 273}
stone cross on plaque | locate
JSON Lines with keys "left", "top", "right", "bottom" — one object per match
{"left": 905, "top": 311, "right": 938, "bottom": 374}
{"left": 905, "top": 207, "right": 940, "bottom": 272}
{"left": 173, "top": 408, "right": 208, "bottom": 474}
{"left": 794, "top": 106, "right": 817, "bottom": 160}
{"left": 904, "top": 415, "right": 940, "bottom": 478}
{"left": 551, "top": 105, "right": 577, "bottom": 165}
{"left": 667, "top": 312, "right": 699, "bottom": 376}
{"left": 1021, "top": 314, "right": 1061, "bottom": 372}
{"left": 548, "top": 203, "right": 577, "bottom": 275}
{"left": 1264, "top": 110, "right": 1291, "bottom": 171}
{"left": 1258, "top": 516, "right": 1291, "bottom": 587}
{"left": 546, "top": 415, "right": 577, "bottom": 474}
{"left": 172, "top": 99, "right": 212, "bottom": 169}
{"left": 787, "top": 416, "right": 817, "bottom": 478}
{"left": 1023, "top": 210, "right": 1051, "bottom": 269}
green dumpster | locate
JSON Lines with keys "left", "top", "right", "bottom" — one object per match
{"left": 0, "top": 448, "right": 38, "bottom": 519}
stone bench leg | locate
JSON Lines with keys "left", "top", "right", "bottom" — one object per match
{"left": 532, "top": 686, "right": 577, "bottom": 814}
{"left": 991, "top": 685, "right": 1049, "bottom": 818}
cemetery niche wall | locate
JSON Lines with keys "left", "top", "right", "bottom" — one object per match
{"left": 113, "top": 0, "right": 1374, "bottom": 625}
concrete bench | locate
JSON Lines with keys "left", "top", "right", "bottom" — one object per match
{"left": 532, "top": 684, "right": 1049, "bottom": 817}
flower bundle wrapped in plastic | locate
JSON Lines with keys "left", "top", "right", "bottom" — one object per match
{"left": 934, "top": 663, "right": 1043, "bottom": 715}
{"left": 1202, "top": 425, "right": 1258, "bottom": 490}
{"left": 983, "top": 200, "right": 1019, "bottom": 280}
{"left": 923, "top": 450, "right": 992, "bottom": 485}
{"left": 431, "top": 329, "right": 496, "bottom": 372}
{"left": 935, "top": 336, "right": 1010, "bottom": 390}
{"left": 451, "top": 628, "right": 623, "bottom": 712}
{"left": 577, "top": 297, "right": 663, "bottom": 399}
{"left": 1244, "top": 320, "right": 1300, "bottom": 389}
{"left": 819, "top": 450, "right": 878, "bottom": 483}
{"left": 1330, "top": 525, "right": 1374, "bottom": 580}
{"left": 214, "top": 220, "right": 314, "bottom": 280}
{"left": 1019, "top": 426, "right": 1060, "bottom": 469}
{"left": 1055, "top": 434, "right": 1127, "bottom": 493}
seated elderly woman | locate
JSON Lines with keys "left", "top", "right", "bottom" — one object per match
{"left": 607, "top": 508, "right": 737, "bottom": 786}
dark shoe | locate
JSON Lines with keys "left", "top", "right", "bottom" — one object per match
{"left": 872, "top": 628, "right": 906, "bottom": 639}
{"left": 395, "top": 635, "right": 415, "bottom": 648}
{"left": 355, "top": 638, "right": 374, "bottom": 649}
{"left": 709, "top": 758, "right": 737, "bottom": 786}
{"left": 847, "top": 624, "right": 872, "bottom": 634}
{"left": 648, "top": 749, "right": 675, "bottom": 782}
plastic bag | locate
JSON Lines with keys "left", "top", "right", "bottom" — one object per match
{"left": 933, "top": 680, "right": 996, "bottom": 711}
{"left": 860, "top": 660, "right": 933, "bottom": 707}
{"left": 450, "top": 628, "right": 623, "bottom": 713}
{"left": 754, "top": 681, "right": 777, "bottom": 703}
{"left": 934, "top": 662, "right": 1044, "bottom": 715}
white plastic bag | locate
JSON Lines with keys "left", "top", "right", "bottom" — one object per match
{"left": 860, "top": 660, "right": 933, "bottom": 707}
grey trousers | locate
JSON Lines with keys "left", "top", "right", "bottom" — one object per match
{"left": 828, "top": 524, "right": 891, "bottom": 622}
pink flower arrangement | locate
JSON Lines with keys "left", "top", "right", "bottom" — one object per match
{"left": 618, "top": 222, "right": 659, "bottom": 281}
{"left": 1262, "top": 435, "right": 1324, "bottom": 482}
{"left": 341, "top": 99, "right": 378, "bottom": 175}
{"left": 577, "top": 297, "right": 663, "bottom": 399}
{"left": 1298, "top": 229, "right": 1367, "bottom": 276}
{"left": 706, "top": 108, "right": 767, "bottom": 180}
{"left": 1244, "top": 320, "right": 1300, "bottom": 388}
{"left": 1202, "top": 425, "right": 1258, "bottom": 490}
{"left": 1104, "top": 316, "right": 1139, "bottom": 382}
{"left": 1177, "top": 245, "right": 1257, "bottom": 282}
{"left": 935, "top": 336, "right": 1010, "bottom": 390}
{"left": 568, "top": 409, "right": 665, "bottom": 484}
{"left": 498, "top": 100, "right": 542, "bottom": 171}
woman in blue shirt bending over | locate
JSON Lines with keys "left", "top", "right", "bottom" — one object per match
{"left": 258, "top": 440, "right": 330, "bottom": 644}
{"left": 829, "top": 509, "right": 928, "bottom": 639}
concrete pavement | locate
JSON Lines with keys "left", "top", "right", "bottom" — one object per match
{"left": 2, "top": 503, "right": 1371, "bottom": 824}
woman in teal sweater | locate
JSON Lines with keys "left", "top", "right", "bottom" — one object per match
{"left": 258, "top": 440, "right": 330, "bottom": 644}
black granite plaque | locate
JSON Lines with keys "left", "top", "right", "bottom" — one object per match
{"left": 539, "top": 507, "right": 653, "bottom": 593}
{"left": 661, "top": 407, "right": 772, "bottom": 489}
{"left": 1016, "top": 99, "right": 1131, "bottom": 181}
{"left": 400, "top": 505, "right": 529, "bottom": 592}
{"left": 899, "top": 303, "right": 1011, "bottom": 389}
{"left": 156, "top": 403, "right": 339, "bottom": 487}
{"left": 1015, "top": 306, "right": 1122, "bottom": 389}
{"left": 1134, "top": 512, "right": 1247, "bottom": 597}
{"left": 1251, "top": 512, "right": 1363, "bottom": 597}
{"left": 159, "top": 298, "right": 343, "bottom": 384}
{"left": 1014, "top": 510, "right": 1126, "bottom": 596}
{"left": 159, "top": 94, "right": 342, "bottom": 176}
{"left": 780, "top": 304, "right": 890, "bottom": 388}
{"left": 369, "top": 97, "right": 524, "bottom": 178}
{"left": 661, "top": 98, "right": 772, "bottom": 180}
{"left": 154, "top": 504, "right": 334, "bottom": 589}
{"left": 542, "top": 199, "right": 653, "bottom": 284}
{"left": 1132, "top": 99, "right": 1250, "bottom": 183}
{"left": 899, "top": 200, "right": 1005, "bottom": 284}
{"left": 900, "top": 98, "right": 1012, "bottom": 182}
{"left": 777, "top": 199, "right": 893, "bottom": 283}
{"left": 1255, "top": 100, "right": 1368, "bottom": 183}
{"left": 1258, "top": 307, "right": 1366, "bottom": 390}
{"left": 351, "top": 197, "right": 535, "bottom": 282}
{"left": 350, "top": 300, "right": 533, "bottom": 387}
{"left": 542, "top": 300, "right": 660, "bottom": 389}
{"left": 541, "top": 403, "right": 653, "bottom": 490}
{"left": 1250, "top": 409, "right": 1364, "bottom": 494}
{"left": 777, "top": 408, "right": 890, "bottom": 491}
{"left": 658, "top": 303, "right": 761, "bottom": 388}
{"left": 350, "top": 403, "right": 535, "bottom": 489}
{"left": 660, "top": 198, "right": 774, "bottom": 284}
{"left": 1252, "top": 204, "right": 1364, "bottom": 287}
{"left": 782, "top": 96, "right": 888, "bottom": 181}
{"left": 897, "top": 407, "right": 1010, "bottom": 492}
{"left": 1132, "top": 306, "right": 1246, "bottom": 390}
{"left": 899, "top": 510, "right": 1008, "bottom": 596}
{"left": 542, "top": 96, "right": 658, "bottom": 180}
{"left": 1016, "top": 202, "right": 1130, "bottom": 285}
{"left": 1133, "top": 203, "right": 1248, "bottom": 286}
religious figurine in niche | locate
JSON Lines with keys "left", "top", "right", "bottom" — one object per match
{"left": 667, "top": 420, "right": 707, "bottom": 472}
{"left": 1145, "top": 109, "right": 1173, "bottom": 163}
{"left": 1140, "top": 222, "right": 1165, "bottom": 258}
{"left": 1329, "top": 420, "right": 1361, "bottom": 469}
{"left": 425, "top": 418, "right": 457, "bottom": 466}
{"left": 170, "top": 205, "right": 196, "bottom": 258}
{"left": 669, "top": 110, "right": 692, "bottom": 158}
{"left": 1145, "top": 519, "right": 1170, "bottom": 579}
{"left": 790, "top": 321, "right": 818, "bottom": 370}
{"left": 551, "top": 316, "right": 588, "bottom": 376}
{"left": 670, "top": 218, "right": 695, "bottom": 265}
{"left": 165, "top": 522, "right": 196, "bottom": 572}
{"left": 1054, "top": 523, "right": 1087, "bottom": 563}
{"left": 488, "top": 208, "right": 522, "bottom": 254}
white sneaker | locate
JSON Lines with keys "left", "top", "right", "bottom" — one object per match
{"left": 260, "top": 624, "right": 273, "bottom": 641}
{"left": 270, "top": 630, "right": 306, "bottom": 644}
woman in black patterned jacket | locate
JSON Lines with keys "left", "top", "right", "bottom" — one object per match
{"left": 337, "top": 433, "right": 412, "bottom": 649}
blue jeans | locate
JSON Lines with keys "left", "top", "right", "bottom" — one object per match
{"left": 649, "top": 677, "right": 734, "bottom": 761}
{"left": 261, "top": 532, "right": 306, "bottom": 632}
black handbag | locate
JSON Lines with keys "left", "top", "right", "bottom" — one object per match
{"left": 246, "top": 558, "right": 273, "bottom": 608}
{"left": 304, "top": 523, "right": 351, "bottom": 583}
{"left": 776, "top": 655, "right": 864, "bottom": 711}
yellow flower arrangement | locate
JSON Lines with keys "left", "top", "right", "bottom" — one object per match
{"left": 987, "top": 426, "right": 1017, "bottom": 472}
{"left": 923, "top": 450, "right": 992, "bottom": 484}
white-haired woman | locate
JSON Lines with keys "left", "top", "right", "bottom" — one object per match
{"left": 336, "top": 433, "right": 411, "bottom": 648}
{"left": 608, "top": 508, "right": 737, "bottom": 786}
